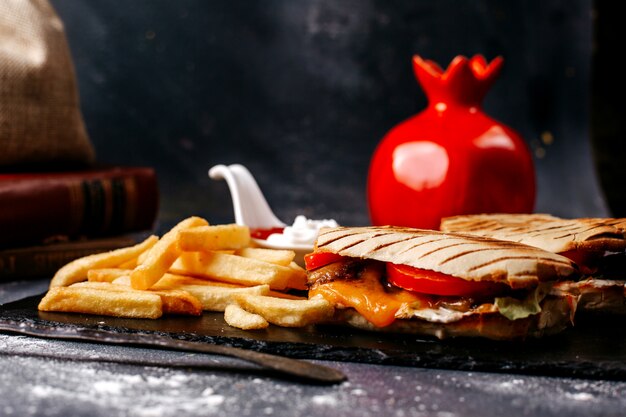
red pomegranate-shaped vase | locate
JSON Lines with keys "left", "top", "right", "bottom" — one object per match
{"left": 368, "top": 55, "right": 536, "bottom": 230}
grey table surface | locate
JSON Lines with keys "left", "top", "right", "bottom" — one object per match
{"left": 1, "top": 279, "right": 625, "bottom": 417}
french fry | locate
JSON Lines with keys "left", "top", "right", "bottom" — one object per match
{"left": 178, "top": 224, "right": 250, "bottom": 252}
{"left": 137, "top": 249, "right": 149, "bottom": 265}
{"left": 155, "top": 273, "right": 243, "bottom": 288}
{"left": 131, "top": 216, "right": 208, "bottom": 290}
{"left": 38, "top": 286, "right": 163, "bottom": 319}
{"left": 72, "top": 282, "right": 202, "bottom": 316}
{"left": 152, "top": 274, "right": 270, "bottom": 311}
{"left": 235, "top": 248, "right": 294, "bottom": 266}
{"left": 49, "top": 235, "right": 159, "bottom": 288}
{"left": 170, "top": 251, "right": 300, "bottom": 290}
{"left": 120, "top": 273, "right": 239, "bottom": 288}
{"left": 176, "top": 285, "right": 270, "bottom": 312}
{"left": 156, "top": 290, "right": 202, "bottom": 315}
{"left": 112, "top": 275, "right": 131, "bottom": 286}
{"left": 224, "top": 304, "right": 269, "bottom": 330}
{"left": 286, "top": 261, "right": 307, "bottom": 290}
{"left": 71, "top": 281, "right": 128, "bottom": 290}
{"left": 118, "top": 258, "right": 138, "bottom": 269}
{"left": 43, "top": 217, "right": 328, "bottom": 328}
{"left": 87, "top": 268, "right": 130, "bottom": 283}
{"left": 234, "top": 294, "right": 334, "bottom": 327}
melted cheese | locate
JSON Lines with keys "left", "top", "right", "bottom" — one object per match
{"left": 309, "top": 266, "right": 426, "bottom": 327}
{"left": 309, "top": 263, "right": 503, "bottom": 326}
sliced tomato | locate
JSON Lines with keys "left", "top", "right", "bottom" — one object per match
{"left": 386, "top": 263, "right": 509, "bottom": 297}
{"left": 304, "top": 252, "right": 346, "bottom": 270}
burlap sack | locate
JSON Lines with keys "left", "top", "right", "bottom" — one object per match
{"left": 0, "top": 0, "right": 95, "bottom": 168}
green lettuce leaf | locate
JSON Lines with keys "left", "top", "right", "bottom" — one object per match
{"left": 495, "top": 283, "right": 552, "bottom": 321}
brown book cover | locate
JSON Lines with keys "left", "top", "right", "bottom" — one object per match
{"left": 0, "top": 236, "right": 136, "bottom": 280}
{"left": 0, "top": 167, "right": 159, "bottom": 247}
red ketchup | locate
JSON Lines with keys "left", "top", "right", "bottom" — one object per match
{"left": 250, "top": 227, "right": 285, "bottom": 240}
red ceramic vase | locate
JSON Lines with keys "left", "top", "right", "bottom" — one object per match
{"left": 368, "top": 55, "right": 536, "bottom": 230}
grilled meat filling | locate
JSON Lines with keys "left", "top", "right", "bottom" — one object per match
{"left": 306, "top": 258, "right": 374, "bottom": 287}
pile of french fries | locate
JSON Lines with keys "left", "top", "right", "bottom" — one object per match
{"left": 38, "top": 216, "right": 334, "bottom": 330}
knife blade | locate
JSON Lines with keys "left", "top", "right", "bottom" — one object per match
{"left": 0, "top": 319, "right": 346, "bottom": 384}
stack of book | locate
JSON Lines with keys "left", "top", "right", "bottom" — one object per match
{"left": 0, "top": 167, "right": 159, "bottom": 280}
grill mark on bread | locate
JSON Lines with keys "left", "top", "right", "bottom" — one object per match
{"left": 415, "top": 240, "right": 530, "bottom": 259}
{"left": 498, "top": 222, "right": 580, "bottom": 239}
{"left": 437, "top": 247, "right": 541, "bottom": 265}
{"left": 318, "top": 228, "right": 391, "bottom": 247}
{"left": 317, "top": 229, "right": 363, "bottom": 247}
{"left": 466, "top": 224, "right": 512, "bottom": 233}
{"left": 551, "top": 223, "right": 614, "bottom": 240}
{"left": 326, "top": 237, "right": 366, "bottom": 252}
{"left": 343, "top": 231, "right": 457, "bottom": 254}
{"left": 467, "top": 256, "right": 572, "bottom": 273}
{"left": 395, "top": 236, "right": 457, "bottom": 255}
{"left": 417, "top": 241, "right": 475, "bottom": 259}
{"left": 347, "top": 235, "right": 424, "bottom": 254}
{"left": 438, "top": 236, "right": 533, "bottom": 249}
{"left": 371, "top": 235, "right": 426, "bottom": 253}
{"left": 456, "top": 220, "right": 494, "bottom": 231}
{"left": 325, "top": 232, "right": 389, "bottom": 252}
{"left": 524, "top": 224, "right": 581, "bottom": 238}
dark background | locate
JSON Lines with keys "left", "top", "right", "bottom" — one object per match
{"left": 49, "top": 0, "right": 618, "bottom": 228}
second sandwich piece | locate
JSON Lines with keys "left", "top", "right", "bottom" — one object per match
{"left": 440, "top": 213, "right": 626, "bottom": 276}
{"left": 441, "top": 214, "right": 626, "bottom": 314}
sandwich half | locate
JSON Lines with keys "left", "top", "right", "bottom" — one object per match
{"left": 440, "top": 213, "right": 626, "bottom": 314}
{"left": 440, "top": 214, "right": 626, "bottom": 276}
{"left": 305, "top": 226, "right": 578, "bottom": 340}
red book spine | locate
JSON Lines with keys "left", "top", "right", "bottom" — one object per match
{"left": 0, "top": 167, "right": 159, "bottom": 246}
{"left": 0, "top": 236, "right": 137, "bottom": 280}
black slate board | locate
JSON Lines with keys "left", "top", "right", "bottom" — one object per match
{"left": 1, "top": 294, "right": 625, "bottom": 380}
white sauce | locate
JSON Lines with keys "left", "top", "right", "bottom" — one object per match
{"left": 396, "top": 304, "right": 498, "bottom": 324}
{"left": 266, "top": 215, "right": 338, "bottom": 246}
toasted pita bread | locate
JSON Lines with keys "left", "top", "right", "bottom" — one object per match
{"left": 315, "top": 226, "right": 577, "bottom": 289}
{"left": 587, "top": 217, "right": 626, "bottom": 235}
{"left": 440, "top": 214, "right": 626, "bottom": 254}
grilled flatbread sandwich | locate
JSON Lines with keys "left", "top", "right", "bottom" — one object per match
{"left": 441, "top": 214, "right": 626, "bottom": 314}
{"left": 305, "top": 226, "right": 579, "bottom": 340}
{"left": 441, "top": 213, "right": 626, "bottom": 275}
